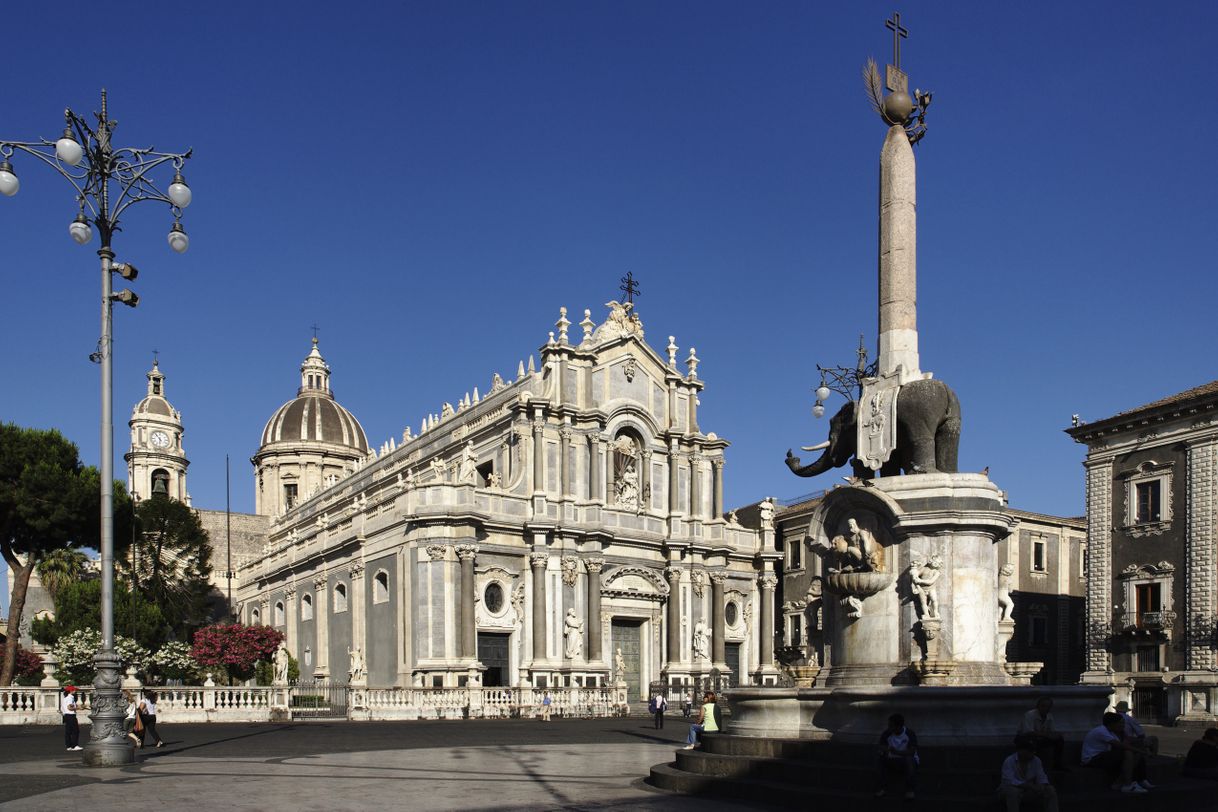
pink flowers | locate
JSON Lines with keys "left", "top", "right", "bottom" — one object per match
{"left": 191, "top": 624, "right": 283, "bottom": 681}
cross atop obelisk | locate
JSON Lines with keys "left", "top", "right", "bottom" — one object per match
{"left": 885, "top": 12, "right": 909, "bottom": 92}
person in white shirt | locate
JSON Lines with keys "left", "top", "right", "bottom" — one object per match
{"left": 61, "top": 685, "right": 81, "bottom": 751}
{"left": 1114, "top": 700, "right": 1159, "bottom": 755}
{"left": 1016, "top": 697, "right": 1065, "bottom": 770}
{"left": 998, "top": 737, "right": 1058, "bottom": 812}
{"left": 1081, "top": 712, "right": 1152, "bottom": 794}
{"left": 138, "top": 690, "right": 164, "bottom": 748}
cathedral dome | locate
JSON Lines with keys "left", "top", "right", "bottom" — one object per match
{"left": 258, "top": 338, "right": 368, "bottom": 453}
{"left": 261, "top": 394, "right": 369, "bottom": 451}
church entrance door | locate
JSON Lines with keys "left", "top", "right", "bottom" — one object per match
{"left": 611, "top": 619, "right": 643, "bottom": 703}
{"left": 724, "top": 642, "right": 741, "bottom": 687}
{"left": 478, "top": 632, "right": 511, "bottom": 687}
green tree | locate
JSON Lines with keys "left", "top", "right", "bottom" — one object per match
{"left": 31, "top": 579, "right": 167, "bottom": 651}
{"left": 0, "top": 424, "right": 98, "bottom": 686}
{"left": 116, "top": 495, "right": 213, "bottom": 640}
{"left": 35, "top": 547, "right": 92, "bottom": 600}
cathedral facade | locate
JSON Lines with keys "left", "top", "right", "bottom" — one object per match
{"left": 230, "top": 302, "right": 779, "bottom": 697}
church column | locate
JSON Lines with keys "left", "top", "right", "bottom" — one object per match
{"left": 457, "top": 544, "right": 477, "bottom": 660}
{"left": 349, "top": 562, "right": 366, "bottom": 661}
{"left": 531, "top": 552, "right": 548, "bottom": 662}
{"left": 711, "top": 459, "right": 724, "bottom": 519}
{"left": 668, "top": 443, "right": 681, "bottom": 516}
{"left": 559, "top": 424, "right": 572, "bottom": 499}
{"left": 589, "top": 436, "right": 603, "bottom": 503}
{"left": 640, "top": 449, "right": 652, "bottom": 512}
{"left": 312, "top": 576, "right": 330, "bottom": 678}
{"left": 284, "top": 584, "right": 298, "bottom": 661}
{"left": 665, "top": 567, "right": 682, "bottom": 666}
{"left": 259, "top": 598, "right": 270, "bottom": 626}
{"left": 710, "top": 571, "right": 726, "bottom": 666}
{"left": 758, "top": 574, "right": 777, "bottom": 667}
{"left": 586, "top": 557, "right": 604, "bottom": 662}
{"left": 690, "top": 454, "right": 703, "bottom": 519}
{"left": 531, "top": 412, "right": 546, "bottom": 494}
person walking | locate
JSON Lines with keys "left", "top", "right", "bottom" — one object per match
{"left": 997, "top": 736, "right": 1059, "bottom": 812}
{"left": 650, "top": 691, "right": 668, "bottom": 729}
{"left": 61, "top": 685, "right": 81, "bottom": 751}
{"left": 683, "top": 691, "right": 720, "bottom": 749}
{"left": 123, "top": 691, "right": 141, "bottom": 746}
{"left": 540, "top": 690, "right": 552, "bottom": 722}
{"left": 876, "top": 713, "right": 919, "bottom": 800}
{"left": 138, "top": 690, "right": 165, "bottom": 748}
{"left": 682, "top": 692, "right": 693, "bottom": 719}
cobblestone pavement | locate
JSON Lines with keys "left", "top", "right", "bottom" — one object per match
{"left": 0, "top": 716, "right": 765, "bottom": 810}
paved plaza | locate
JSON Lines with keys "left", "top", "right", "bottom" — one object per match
{"left": 0, "top": 717, "right": 772, "bottom": 810}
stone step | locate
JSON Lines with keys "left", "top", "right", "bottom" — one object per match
{"left": 648, "top": 760, "right": 1214, "bottom": 812}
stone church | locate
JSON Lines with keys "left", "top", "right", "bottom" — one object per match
{"left": 140, "top": 301, "right": 780, "bottom": 698}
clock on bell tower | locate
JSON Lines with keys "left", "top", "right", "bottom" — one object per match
{"left": 125, "top": 358, "right": 190, "bottom": 503}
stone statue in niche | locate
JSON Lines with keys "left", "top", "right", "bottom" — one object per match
{"left": 820, "top": 514, "right": 887, "bottom": 574}
{"left": 563, "top": 608, "right": 584, "bottom": 658}
{"left": 615, "top": 457, "right": 640, "bottom": 509}
{"left": 614, "top": 647, "right": 626, "bottom": 679}
{"left": 908, "top": 554, "right": 942, "bottom": 619}
{"left": 692, "top": 618, "right": 710, "bottom": 661}
{"left": 997, "top": 563, "right": 1015, "bottom": 621}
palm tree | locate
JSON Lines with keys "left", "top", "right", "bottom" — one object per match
{"left": 35, "top": 548, "right": 92, "bottom": 600}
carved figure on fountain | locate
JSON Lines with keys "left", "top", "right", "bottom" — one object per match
{"left": 785, "top": 377, "right": 961, "bottom": 479}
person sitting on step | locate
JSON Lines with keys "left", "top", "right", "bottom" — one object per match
{"left": 1113, "top": 700, "right": 1158, "bottom": 756}
{"left": 997, "top": 735, "right": 1059, "bottom": 812}
{"left": 1016, "top": 696, "right": 1066, "bottom": 771}
{"left": 875, "top": 713, "right": 919, "bottom": 800}
{"left": 1080, "top": 712, "right": 1153, "bottom": 794}
{"left": 1183, "top": 728, "right": 1218, "bottom": 781}
{"left": 682, "top": 691, "right": 720, "bottom": 749}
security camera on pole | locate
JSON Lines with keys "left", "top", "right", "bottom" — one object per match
{"left": 1, "top": 90, "right": 192, "bottom": 767}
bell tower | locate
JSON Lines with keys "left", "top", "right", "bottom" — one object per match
{"left": 125, "top": 358, "right": 190, "bottom": 503}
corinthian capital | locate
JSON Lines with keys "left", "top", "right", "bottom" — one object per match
{"left": 708, "top": 570, "right": 728, "bottom": 586}
{"left": 456, "top": 543, "right": 478, "bottom": 562}
{"left": 584, "top": 557, "right": 605, "bottom": 574}
{"left": 758, "top": 573, "right": 778, "bottom": 590}
{"left": 530, "top": 552, "right": 549, "bottom": 569}
{"left": 349, "top": 562, "right": 365, "bottom": 579}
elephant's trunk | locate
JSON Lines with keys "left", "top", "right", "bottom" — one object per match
{"left": 790, "top": 445, "right": 835, "bottom": 478}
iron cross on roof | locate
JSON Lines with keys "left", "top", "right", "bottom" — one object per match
{"left": 885, "top": 11, "right": 909, "bottom": 70}
{"left": 619, "top": 272, "right": 641, "bottom": 305}
{"left": 311, "top": 323, "right": 321, "bottom": 340}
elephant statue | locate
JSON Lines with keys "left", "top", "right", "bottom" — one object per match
{"left": 786, "top": 378, "right": 961, "bottom": 478}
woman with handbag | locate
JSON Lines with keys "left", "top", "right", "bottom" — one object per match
{"left": 138, "top": 690, "right": 164, "bottom": 748}
{"left": 124, "top": 691, "right": 142, "bottom": 746}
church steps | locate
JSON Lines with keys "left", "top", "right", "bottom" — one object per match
{"left": 649, "top": 759, "right": 1213, "bottom": 811}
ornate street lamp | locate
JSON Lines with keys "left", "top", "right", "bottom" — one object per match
{"left": 1, "top": 90, "right": 191, "bottom": 767}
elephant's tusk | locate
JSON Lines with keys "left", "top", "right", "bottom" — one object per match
{"left": 800, "top": 441, "right": 830, "bottom": 452}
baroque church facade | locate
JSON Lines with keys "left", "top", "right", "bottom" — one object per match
{"left": 218, "top": 302, "right": 778, "bottom": 698}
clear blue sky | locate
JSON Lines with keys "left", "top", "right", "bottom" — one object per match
{"left": 3, "top": 2, "right": 1215, "bottom": 609}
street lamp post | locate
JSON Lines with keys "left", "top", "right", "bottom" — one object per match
{"left": 1, "top": 90, "right": 191, "bottom": 767}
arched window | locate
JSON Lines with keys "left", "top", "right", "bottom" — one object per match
{"left": 151, "top": 468, "right": 170, "bottom": 497}
{"left": 251, "top": 607, "right": 261, "bottom": 625}
{"left": 333, "top": 582, "right": 348, "bottom": 613}
{"left": 301, "top": 593, "right": 313, "bottom": 621}
{"left": 373, "top": 570, "right": 389, "bottom": 604}
{"left": 274, "top": 601, "right": 285, "bottom": 626}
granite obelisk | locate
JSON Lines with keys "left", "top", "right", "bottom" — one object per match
{"left": 877, "top": 124, "right": 919, "bottom": 379}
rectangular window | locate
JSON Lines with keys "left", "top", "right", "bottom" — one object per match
{"left": 284, "top": 483, "right": 298, "bottom": 510}
{"left": 789, "top": 540, "right": 802, "bottom": 570}
{"left": 1032, "top": 539, "right": 1046, "bottom": 573}
{"left": 1136, "top": 644, "right": 1160, "bottom": 672}
{"left": 1136, "top": 481, "right": 1161, "bottom": 523}
{"left": 788, "top": 614, "right": 803, "bottom": 647}
{"left": 1030, "top": 616, "right": 1048, "bottom": 646}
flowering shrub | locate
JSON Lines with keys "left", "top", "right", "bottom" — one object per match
{"left": 49, "top": 629, "right": 149, "bottom": 684}
{"left": 191, "top": 624, "right": 283, "bottom": 684}
{"left": 150, "top": 641, "right": 199, "bottom": 682}
{"left": 0, "top": 646, "right": 45, "bottom": 685}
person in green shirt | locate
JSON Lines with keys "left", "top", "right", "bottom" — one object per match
{"left": 683, "top": 691, "right": 722, "bottom": 749}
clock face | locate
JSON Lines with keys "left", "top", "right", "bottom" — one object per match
{"left": 150, "top": 431, "right": 170, "bottom": 449}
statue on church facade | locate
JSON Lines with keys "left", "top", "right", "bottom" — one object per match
{"left": 563, "top": 609, "right": 584, "bottom": 658}
{"left": 692, "top": 618, "right": 710, "bottom": 661}
{"left": 458, "top": 442, "right": 478, "bottom": 485}
{"left": 273, "top": 642, "right": 290, "bottom": 684}
{"left": 347, "top": 646, "right": 366, "bottom": 682}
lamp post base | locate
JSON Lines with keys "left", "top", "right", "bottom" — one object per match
{"left": 82, "top": 649, "right": 135, "bottom": 767}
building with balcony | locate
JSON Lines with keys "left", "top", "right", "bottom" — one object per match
{"left": 1067, "top": 381, "right": 1218, "bottom": 724}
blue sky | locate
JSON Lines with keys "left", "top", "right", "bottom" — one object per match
{"left": 3, "top": 2, "right": 1215, "bottom": 608}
